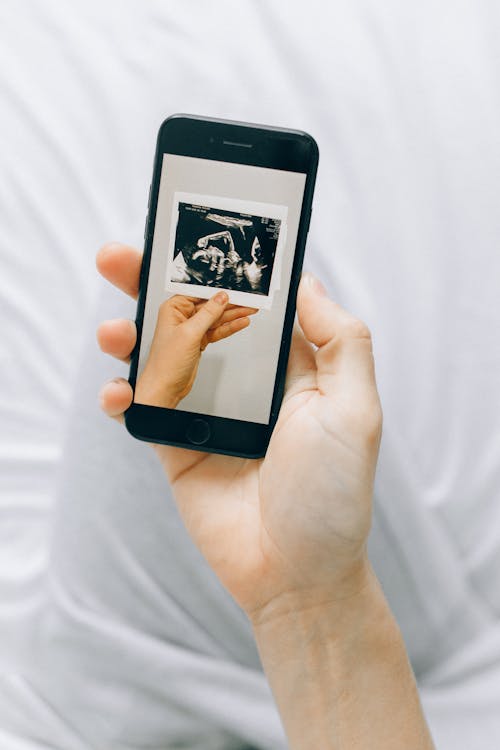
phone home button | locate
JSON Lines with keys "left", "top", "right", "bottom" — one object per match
{"left": 186, "top": 418, "right": 211, "bottom": 446}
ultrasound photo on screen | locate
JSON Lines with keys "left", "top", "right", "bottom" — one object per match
{"left": 165, "top": 193, "right": 288, "bottom": 310}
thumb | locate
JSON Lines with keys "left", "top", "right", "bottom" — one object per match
{"left": 185, "top": 291, "right": 229, "bottom": 340}
{"left": 297, "top": 272, "right": 377, "bottom": 397}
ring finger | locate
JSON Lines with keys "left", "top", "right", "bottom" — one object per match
{"left": 98, "top": 377, "right": 133, "bottom": 424}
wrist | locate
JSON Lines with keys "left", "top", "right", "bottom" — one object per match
{"left": 135, "top": 373, "right": 182, "bottom": 410}
{"left": 249, "top": 561, "right": 434, "bottom": 750}
{"left": 248, "top": 554, "right": 374, "bottom": 631}
{"left": 249, "top": 559, "right": 403, "bottom": 691}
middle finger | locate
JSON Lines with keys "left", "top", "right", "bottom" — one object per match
{"left": 193, "top": 303, "right": 258, "bottom": 328}
{"left": 96, "top": 318, "right": 137, "bottom": 363}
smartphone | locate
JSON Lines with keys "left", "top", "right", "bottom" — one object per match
{"left": 125, "top": 114, "right": 318, "bottom": 458}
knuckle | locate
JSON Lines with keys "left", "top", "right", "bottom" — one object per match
{"left": 340, "top": 317, "right": 372, "bottom": 341}
{"left": 201, "top": 299, "right": 216, "bottom": 315}
{"left": 200, "top": 299, "right": 222, "bottom": 322}
{"left": 158, "top": 298, "right": 171, "bottom": 317}
{"left": 359, "top": 399, "right": 383, "bottom": 448}
{"left": 191, "top": 307, "right": 212, "bottom": 329}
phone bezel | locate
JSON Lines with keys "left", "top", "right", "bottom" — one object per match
{"left": 125, "top": 114, "right": 319, "bottom": 458}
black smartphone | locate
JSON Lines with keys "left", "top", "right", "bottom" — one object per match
{"left": 125, "top": 114, "right": 318, "bottom": 458}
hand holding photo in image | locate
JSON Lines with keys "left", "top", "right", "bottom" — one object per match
{"left": 134, "top": 293, "right": 258, "bottom": 409}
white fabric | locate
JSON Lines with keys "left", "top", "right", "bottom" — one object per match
{"left": 1, "top": 1, "right": 500, "bottom": 747}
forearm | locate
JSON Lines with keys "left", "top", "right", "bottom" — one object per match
{"left": 250, "top": 562, "right": 435, "bottom": 750}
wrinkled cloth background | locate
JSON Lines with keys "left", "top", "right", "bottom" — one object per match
{"left": 1, "top": 1, "right": 500, "bottom": 748}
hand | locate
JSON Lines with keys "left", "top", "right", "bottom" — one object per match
{"left": 135, "top": 292, "right": 258, "bottom": 408}
{"left": 96, "top": 242, "right": 383, "bottom": 625}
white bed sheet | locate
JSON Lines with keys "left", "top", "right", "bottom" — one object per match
{"left": 1, "top": 1, "right": 500, "bottom": 747}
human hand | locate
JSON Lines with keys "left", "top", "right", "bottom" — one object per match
{"left": 135, "top": 292, "right": 257, "bottom": 409}
{"left": 96, "top": 242, "right": 382, "bottom": 626}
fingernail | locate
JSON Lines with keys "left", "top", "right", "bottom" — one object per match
{"left": 98, "top": 378, "right": 123, "bottom": 405}
{"left": 102, "top": 377, "right": 122, "bottom": 389}
{"left": 303, "top": 271, "right": 327, "bottom": 297}
{"left": 214, "top": 291, "right": 228, "bottom": 305}
{"left": 101, "top": 241, "right": 122, "bottom": 253}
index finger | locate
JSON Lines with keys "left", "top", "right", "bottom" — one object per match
{"left": 96, "top": 242, "right": 143, "bottom": 300}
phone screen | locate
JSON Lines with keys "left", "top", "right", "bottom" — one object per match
{"left": 134, "top": 152, "right": 307, "bottom": 425}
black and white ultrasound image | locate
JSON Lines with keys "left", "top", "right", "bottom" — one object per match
{"left": 170, "top": 203, "right": 281, "bottom": 296}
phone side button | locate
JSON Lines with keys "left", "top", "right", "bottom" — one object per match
{"left": 306, "top": 206, "right": 312, "bottom": 234}
{"left": 186, "top": 418, "right": 211, "bottom": 445}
